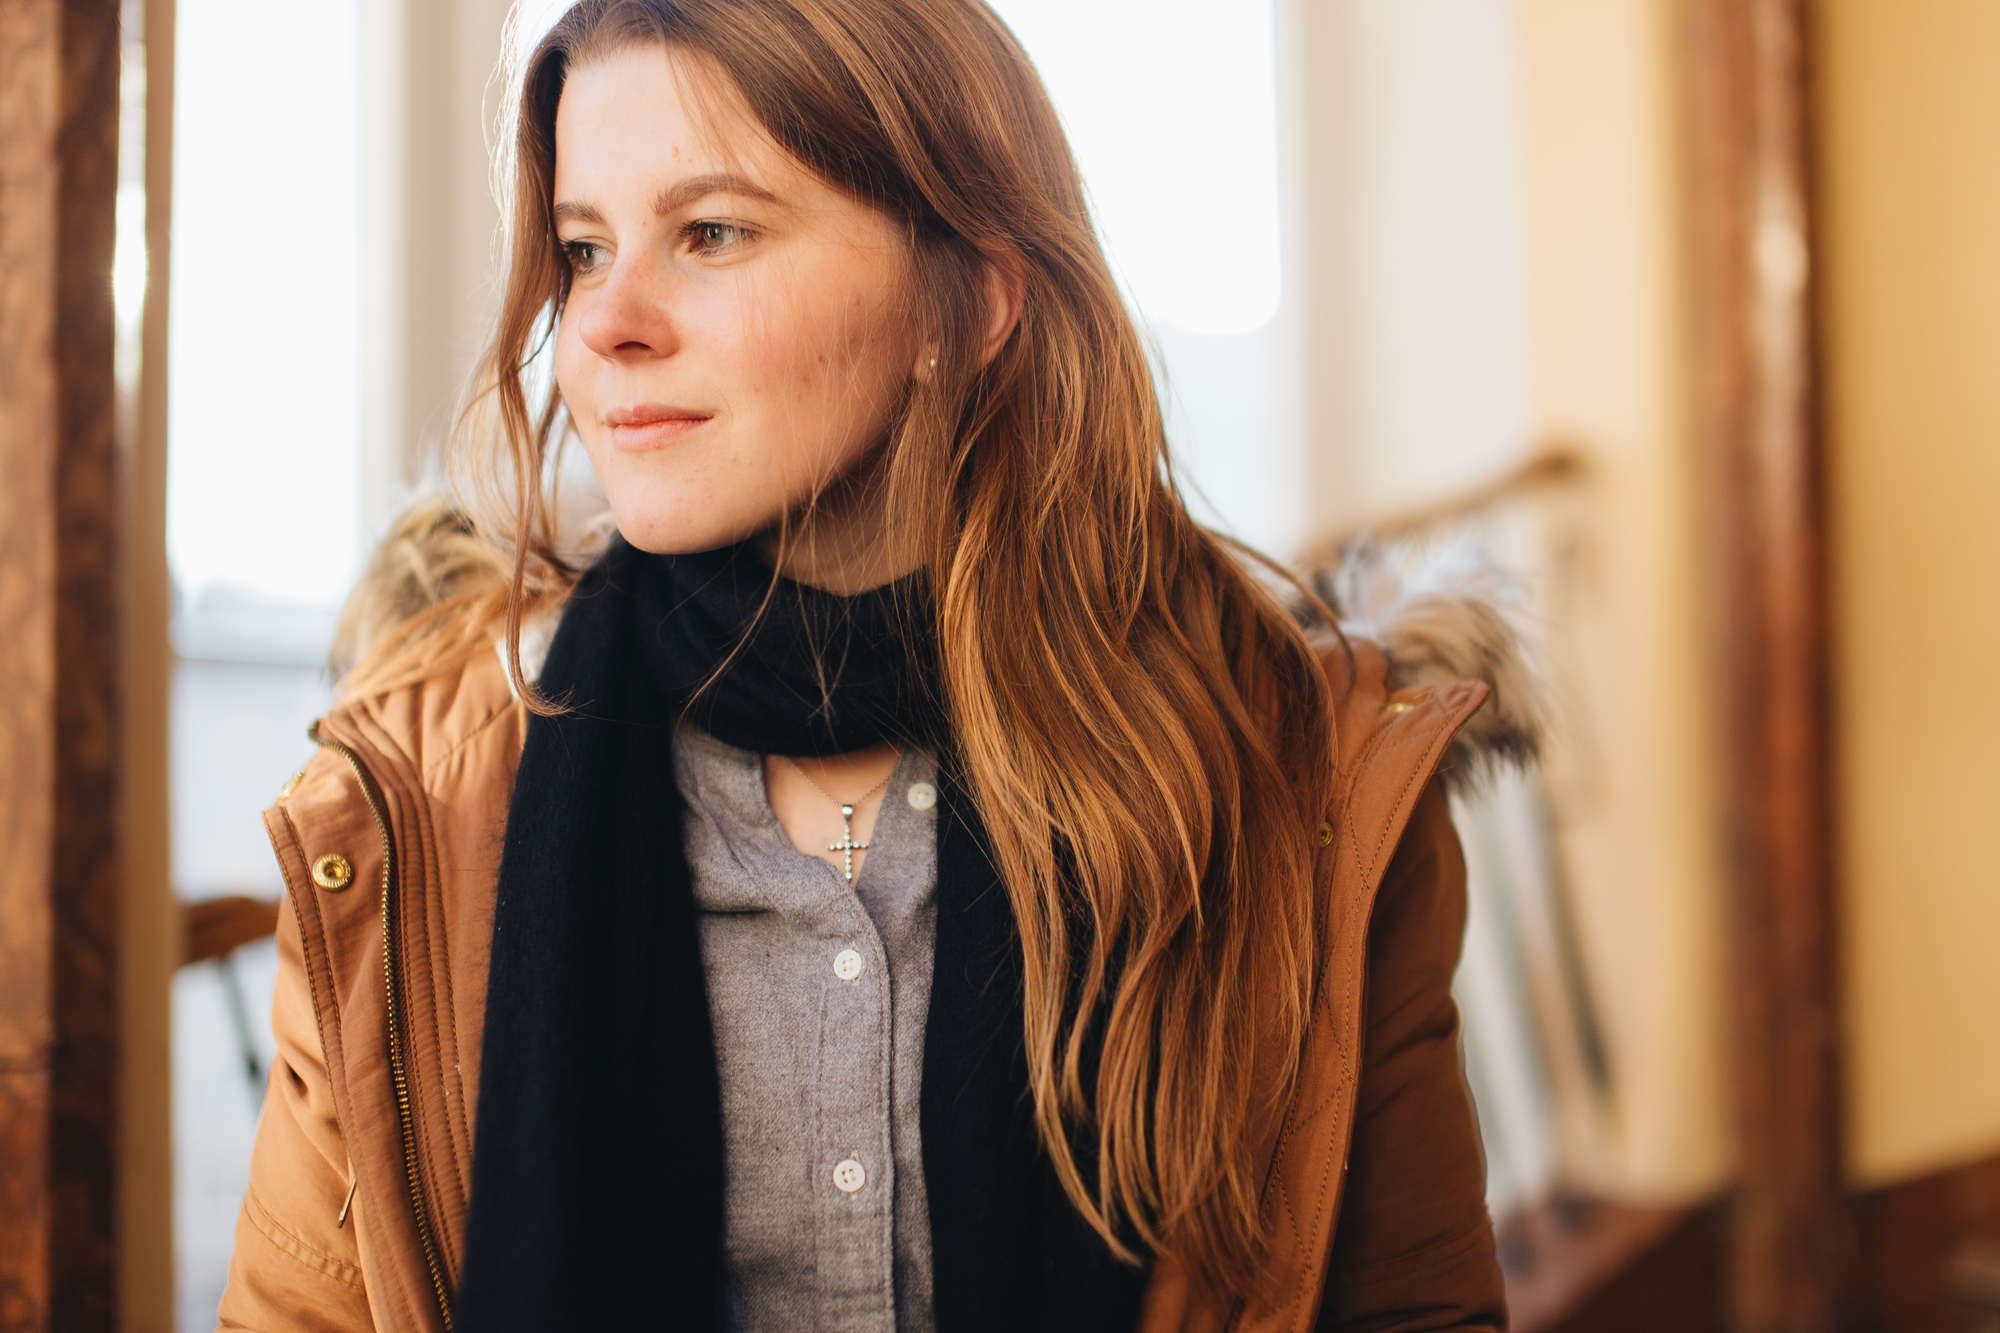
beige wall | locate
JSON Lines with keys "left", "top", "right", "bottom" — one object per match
{"left": 1285, "top": 0, "right": 1538, "bottom": 533}
{"left": 1288, "top": 0, "right": 1730, "bottom": 1204}
{"left": 359, "top": 0, "right": 515, "bottom": 539}
{"left": 1815, "top": 0, "right": 2000, "bottom": 1188}
{"left": 1512, "top": 0, "right": 1729, "bottom": 1202}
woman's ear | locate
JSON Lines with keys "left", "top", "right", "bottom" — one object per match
{"left": 975, "top": 260, "right": 1025, "bottom": 369}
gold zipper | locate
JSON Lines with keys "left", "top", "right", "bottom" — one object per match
{"left": 311, "top": 720, "right": 456, "bottom": 1330}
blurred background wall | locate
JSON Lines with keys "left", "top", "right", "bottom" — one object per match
{"left": 1512, "top": 0, "right": 1729, "bottom": 1206}
{"left": 1291, "top": 0, "right": 1733, "bottom": 1224}
{"left": 1815, "top": 0, "right": 2000, "bottom": 1190}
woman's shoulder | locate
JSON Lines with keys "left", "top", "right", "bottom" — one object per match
{"left": 268, "top": 643, "right": 530, "bottom": 917}
{"left": 315, "top": 496, "right": 578, "bottom": 794}
{"left": 324, "top": 636, "right": 532, "bottom": 793}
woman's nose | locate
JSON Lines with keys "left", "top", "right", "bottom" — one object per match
{"left": 576, "top": 259, "right": 677, "bottom": 362}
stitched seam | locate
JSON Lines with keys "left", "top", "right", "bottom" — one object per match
{"left": 245, "top": 1184, "right": 364, "bottom": 1286}
{"left": 1279, "top": 959, "right": 1362, "bottom": 1327}
{"left": 424, "top": 784, "right": 475, "bottom": 1211}
{"left": 325, "top": 720, "right": 467, "bottom": 1303}
{"left": 297, "top": 738, "right": 431, "bottom": 1333}
{"left": 379, "top": 772, "right": 470, "bottom": 1259}
{"left": 1338, "top": 724, "right": 1394, "bottom": 871}
{"left": 1252, "top": 774, "right": 1374, "bottom": 1329}
{"left": 397, "top": 686, "right": 508, "bottom": 1221}
{"left": 1235, "top": 843, "right": 1344, "bottom": 1333}
{"left": 1274, "top": 1169, "right": 1303, "bottom": 1309}
{"left": 275, "top": 806, "right": 343, "bottom": 1115}
{"left": 416, "top": 684, "right": 518, "bottom": 1167}
{"left": 419, "top": 696, "right": 521, "bottom": 785}
{"left": 1348, "top": 686, "right": 1481, "bottom": 884}
{"left": 1241, "top": 683, "right": 1492, "bottom": 1330}
{"left": 330, "top": 732, "right": 471, "bottom": 1218}
{"left": 1368, "top": 751, "right": 1428, "bottom": 885}
{"left": 385, "top": 780, "right": 462, "bottom": 1290}
{"left": 1356, "top": 717, "right": 1432, "bottom": 883}
{"left": 1270, "top": 690, "right": 1480, "bottom": 1329}
{"left": 1246, "top": 908, "right": 1367, "bottom": 1330}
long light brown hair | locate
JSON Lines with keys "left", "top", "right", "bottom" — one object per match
{"left": 348, "top": 0, "right": 1341, "bottom": 1302}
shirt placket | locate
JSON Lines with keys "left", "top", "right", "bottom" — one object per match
{"left": 811, "top": 889, "right": 899, "bottom": 1329}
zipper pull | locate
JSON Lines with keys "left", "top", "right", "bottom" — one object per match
{"left": 337, "top": 1165, "right": 358, "bottom": 1228}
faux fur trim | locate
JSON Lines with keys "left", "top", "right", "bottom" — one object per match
{"left": 496, "top": 607, "right": 563, "bottom": 698}
{"left": 1312, "top": 537, "right": 1545, "bottom": 790}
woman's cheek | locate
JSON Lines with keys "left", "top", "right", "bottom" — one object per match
{"left": 552, "top": 325, "right": 592, "bottom": 429}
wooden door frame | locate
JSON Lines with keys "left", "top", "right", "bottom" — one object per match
{"left": 0, "top": 1, "right": 130, "bottom": 1328}
{"left": 1686, "top": 1, "right": 1850, "bottom": 1328}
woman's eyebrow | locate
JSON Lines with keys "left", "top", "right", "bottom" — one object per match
{"left": 652, "top": 172, "right": 779, "bottom": 215}
{"left": 550, "top": 174, "right": 777, "bottom": 227}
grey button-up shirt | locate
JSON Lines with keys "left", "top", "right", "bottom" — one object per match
{"left": 674, "top": 723, "right": 940, "bottom": 1333}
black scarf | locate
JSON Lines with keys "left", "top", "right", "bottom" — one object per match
{"left": 455, "top": 538, "right": 1146, "bottom": 1331}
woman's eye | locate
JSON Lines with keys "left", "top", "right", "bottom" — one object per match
{"left": 561, "top": 241, "right": 607, "bottom": 274}
{"left": 687, "top": 221, "right": 747, "bottom": 254}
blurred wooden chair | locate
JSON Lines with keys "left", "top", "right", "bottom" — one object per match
{"left": 179, "top": 894, "right": 281, "bottom": 1105}
{"left": 181, "top": 895, "right": 279, "bottom": 968}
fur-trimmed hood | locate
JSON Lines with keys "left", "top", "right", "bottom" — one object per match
{"left": 1314, "top": 538, "right": 1545, "bottom": 789}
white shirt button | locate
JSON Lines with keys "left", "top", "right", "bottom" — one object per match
{"left": 832, "top": 948, "right": 865, "bottom": 982}
{"left": 833, "top": 1157, "right": 867, "bottom": 1193}
{"left": 906, "top": 781, "right": 937, "bottom": 811}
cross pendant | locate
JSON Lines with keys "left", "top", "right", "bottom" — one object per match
{"left": 827, "top": 802, "right": 870, "bottom": 883}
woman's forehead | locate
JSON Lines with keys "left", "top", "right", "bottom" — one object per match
{"left": 556, "top": 46, "right": 788, "bottom": 189}
{"left": 551, "top": 46, "right": 875, "bottom": 234}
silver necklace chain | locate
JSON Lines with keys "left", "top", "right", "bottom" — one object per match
{"left": 783, "top": 754, "right": 895, "bottom": 883}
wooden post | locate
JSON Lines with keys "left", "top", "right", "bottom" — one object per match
{"left": 0, "top": 0, "right": 127, "bottom": 1328}
{"left": 121, "top": 0, "right": 180, "bottom": 1320}
{"left": 1686, "top": 1, "right": 1850, "bottom": 1329}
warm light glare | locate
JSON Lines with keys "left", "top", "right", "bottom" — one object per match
{"left": 513, "top": 0, "right": 571, "bottom": 60}
{"left": 166, "top": 0, "right": 363, "bottom": 610}
{"left": 987, "top": 0, "right": 1283, "bottom": 336}
{"left": 113, "top": 183, "right": 148, "bottom": 331}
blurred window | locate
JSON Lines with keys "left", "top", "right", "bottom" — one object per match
{"left": 989, "top": 0, "right": 1282, "bottom": 338}
{"left": 988, "top": 0, "right": 1298, "bottom": 558}
{"left": 169, "top": 0, "right": 363, "bottom": 637}
{"left": 165, "top": 0, "right": 362, "bottom": 1326}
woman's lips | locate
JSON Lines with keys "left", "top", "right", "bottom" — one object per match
{"left": 605, "top": 405, "right": 712, "bottom": 450}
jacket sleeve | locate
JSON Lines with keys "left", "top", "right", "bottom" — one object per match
{"left": 215, "top": 886, "right": 377, "bottom": 1333}
{"left": 1316, "top": 780, "right": 1507, "bottom": 1332}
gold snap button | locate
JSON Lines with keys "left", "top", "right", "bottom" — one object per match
{"left": 1385, "top": 700, "right": 1412, "bottom": 714}
{"left": 1318, "top": 822, "right": 1334, "bottom": 848}
{"left": 311, "top": 853, "right": 354, "bottom": 891}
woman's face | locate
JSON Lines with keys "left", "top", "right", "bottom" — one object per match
{"left": 552, "top": 46, "right": 922, "bottom": 581}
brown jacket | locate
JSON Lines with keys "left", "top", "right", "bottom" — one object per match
{"left": 218, "top": 635, "right": 1506, "bottom": 1333}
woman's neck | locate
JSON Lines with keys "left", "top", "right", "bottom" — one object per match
{"left": 752, "top": 455, "right": 921, "bottom": 595}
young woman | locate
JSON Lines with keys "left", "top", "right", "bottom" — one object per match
{"left": 220, "top": 1, "right": 1527, "bottom": 1329}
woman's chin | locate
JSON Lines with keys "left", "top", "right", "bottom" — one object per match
{"left": 609, "top": 505, "right": 775, "bottom": 558}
